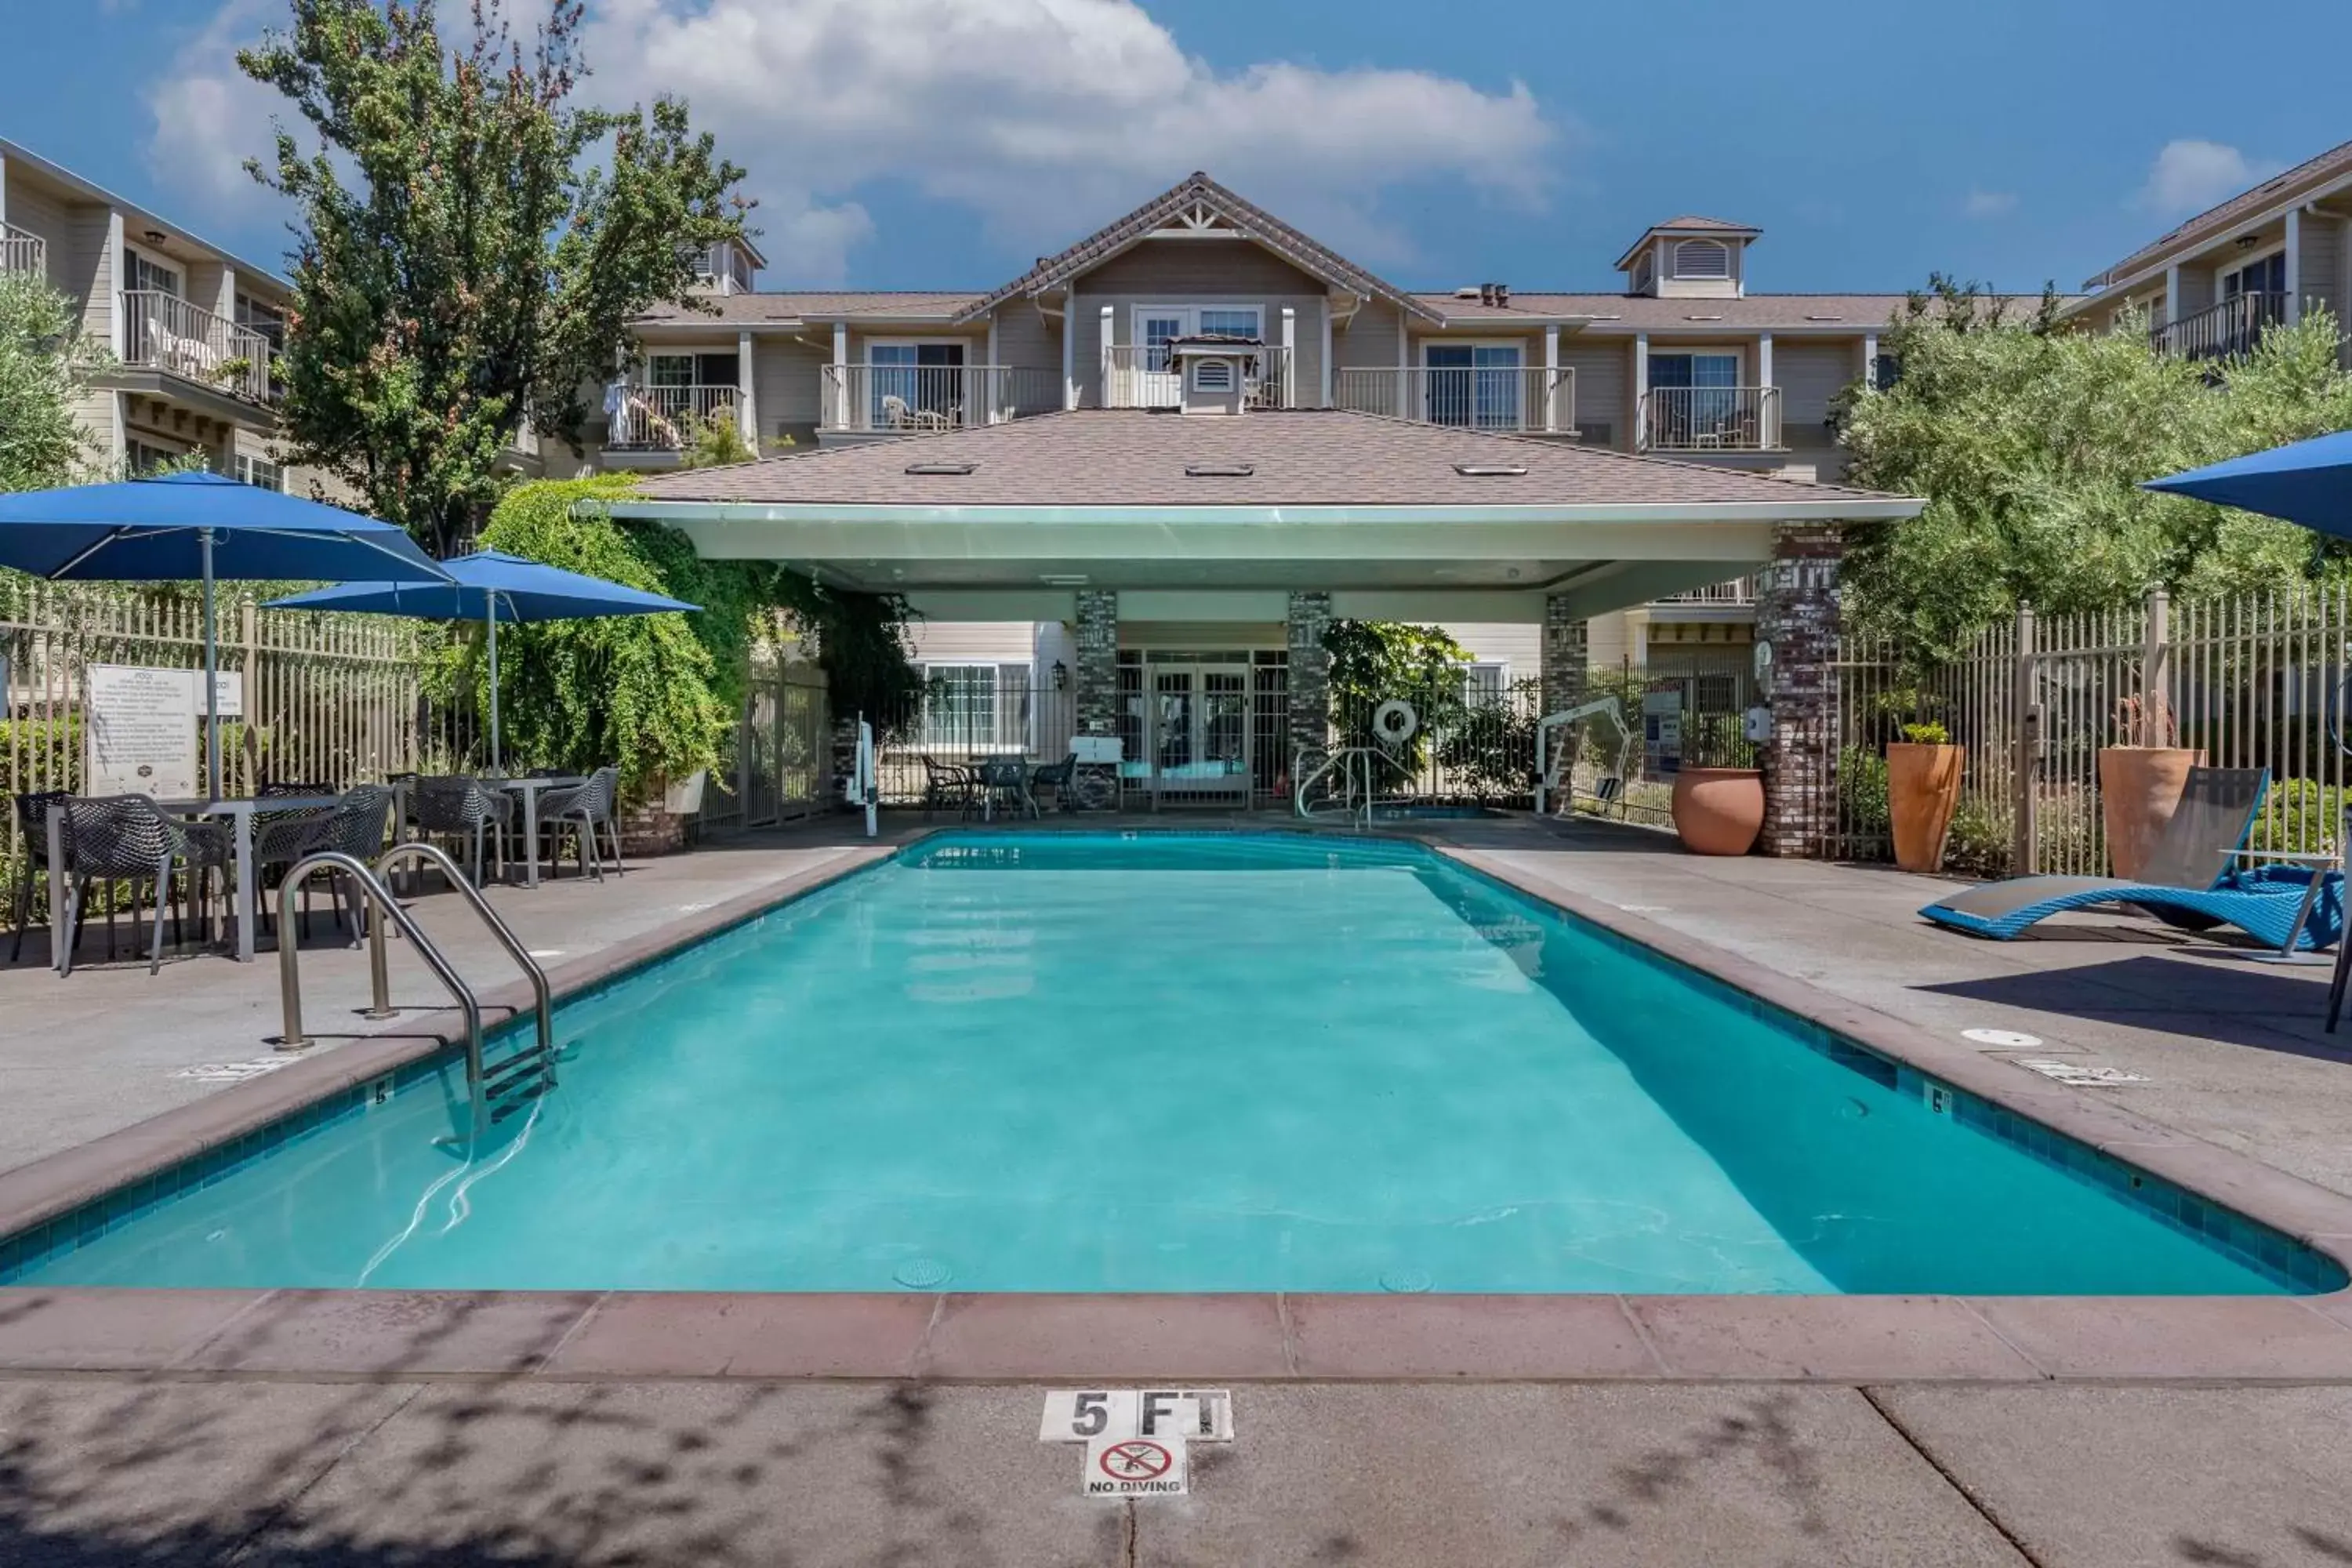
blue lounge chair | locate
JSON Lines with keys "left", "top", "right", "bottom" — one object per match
{"left": 1920, "top": 766, "right": 2343, "bottom": 953}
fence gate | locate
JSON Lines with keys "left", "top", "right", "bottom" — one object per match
{"left": 710, "top": 665, "right": 828, "bottom": 832}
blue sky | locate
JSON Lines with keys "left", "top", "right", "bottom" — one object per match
{"left": 9, "top": 0, "right": 2350, "bottom": 296}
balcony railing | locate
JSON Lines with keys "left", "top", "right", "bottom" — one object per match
{"left": 2151, "top": 292, "right": 2288, "bottom": 363}
{"left": 1655, "top": 575, "right": 1759, "bottom": 607}
{"left": 119, "top": 290, "right": 276, "bottom": 405}
{"left": 1100, "top": 344, "right": 1291, "bottom": 410}
{"left": 1639, "top": 386, "right": 1782, "bottom": 452}
{"left": 1333, "top": 366, "right": 1574, "bottom": 433}
{"left": 607, "top": 383, "right": 741, "bottom": 450}
{"left": 820, "top": 364, "right": 1062, "bottom": 433}
{"left": 2, "top": 223, "right": 44, "bottom": 279}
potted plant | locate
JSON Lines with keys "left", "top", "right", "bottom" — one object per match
{"left": 2097, "top": 695, "right": 2202, "bottom": 880}
{"left": 1886, "top": 720, "right": 1964, "bottom": 873}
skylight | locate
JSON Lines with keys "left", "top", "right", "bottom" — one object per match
{"left": 1453, "top": 463, "right": 1527, "bottom": 477}
{"left": 904, "top": 462, "right": 977, "bottom": 475}
{"left": 1185, "top": 463, "right": 1254, "bottom": 477}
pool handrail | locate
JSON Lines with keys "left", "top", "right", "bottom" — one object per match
{"left": 371, "top": 841, "right": 554, "bottom": 1062}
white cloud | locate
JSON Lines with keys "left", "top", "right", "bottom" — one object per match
{"left": 149, "top": 0, "right": 1562, "bottom": 285}
{"left": 580, "top": 0, "right": 1562, "bottom": 280}
{"left": 1962, "top": 187, "right": 2016, "bottom": 220}
{"left": 2135, "top": 140, "right": 2285, "bottom": 219}
{"left": 142, "top": 0, "right": 285, "bottom": 220}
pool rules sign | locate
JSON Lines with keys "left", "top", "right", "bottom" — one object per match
{"left": 1040, "top": 1389, "right": 1234, "bottom": 1497}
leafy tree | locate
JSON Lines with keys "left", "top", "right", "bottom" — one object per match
{"left": 0, "top": 273, "right": 110, "bottom": 491}
{"left": 1836, "top": 277, "right": 2352, "bottom": 666}
{"left": 241, "top": 0, "right": 752, "bottom": 553}
{"left": 1322, "top": 620, "right": 1471, "bottom": 767}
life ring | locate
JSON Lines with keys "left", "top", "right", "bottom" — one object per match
{"left": 1372, "top": 699, "right": 1418, "bottom": 746}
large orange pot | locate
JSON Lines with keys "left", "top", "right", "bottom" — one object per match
{"left": 2096, "top": 746, "right": 2203, "bottom": 879}
{"left": 1670, "top": 767, "right": 1765, "bottom": 855}
{"left": 1887, "top": 742, "right": 1965, "bottom": 873}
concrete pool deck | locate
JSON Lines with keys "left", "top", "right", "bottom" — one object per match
{"left": 5, "top": 812, "right": 2352, "bottom": 1562}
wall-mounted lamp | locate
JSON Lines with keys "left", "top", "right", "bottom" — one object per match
{"left": 1051, "top": 660, "right": 1069, "bottom": 691}
{"left": 2235, "top": 234, "right": 2260, "bottom": 250}
{"left": 142, "top": 230, "right": 167, "bottom": 246}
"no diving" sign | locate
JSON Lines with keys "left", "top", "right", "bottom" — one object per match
{"left": 1041, "top": 1389, "right": 1235, "bottom": 1498}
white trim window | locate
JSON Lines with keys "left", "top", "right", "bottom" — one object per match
{"left": 1422, "top": 341, "right": 1525, "bottom": 429}
{"left": 125, "top": 438, "right": 191, "bottom": 476}
{"left": 1462, "top": 660, "right": 1511, "bottom": 709}
{"left": 920, "top": 662, "right": 1033, "bottom": 752}
{"left": 123, "top": 249, "right": 181, "bottom": 299}
{"left": 869, "top": 339, "right": 969, "bottom": 428}
{"left": 234, "top": 453, "right": 285, "bottom": 491}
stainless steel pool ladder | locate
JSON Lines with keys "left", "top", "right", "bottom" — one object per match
{"left": 273, "top": 843, "right": 556, "bottom": 1138}
{"left": 1294, "top": 745, "right": 1416, "bottom": 827}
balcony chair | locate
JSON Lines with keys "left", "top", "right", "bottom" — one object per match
{"left": 56, "top": 795, "right": 232, "bottom": 977}
{"left": 255, "top": 786, "right": 395, "bottom": 944}
{"left": 1920, "top": 767, "right": 2343, "bottom": 954}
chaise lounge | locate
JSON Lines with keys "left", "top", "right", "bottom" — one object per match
{"left": 1918, "top": 766, "right": 2343, "bottom": 953}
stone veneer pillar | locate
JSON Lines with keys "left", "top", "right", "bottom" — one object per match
{"left": 1756, "top": 521, "right": 1843, "bottom": 858}
{"left": 1541, "top": 595, "right": 1589, "bottom": 717}
{"left": 1286, "top": 591, "right": 1333, "bottom": 765}
{"left": 1073, "top": 589, "right": 1120, "bottom": 736}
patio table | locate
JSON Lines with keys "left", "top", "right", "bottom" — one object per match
{"left": 49, "top": 793, "right": 343, "bottom": 971}
{"left": 498, "top": 775, "right": 585, "bottom": 888}
{"left": 967, "top": 757, "right": 1039, "bottom": 822}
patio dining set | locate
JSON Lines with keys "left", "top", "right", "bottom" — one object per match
{"left": 917, "top": 752, "right": 1118, "bottom": 821}
{"left": 7, "top": 767, "right": 624, "bottom": 977}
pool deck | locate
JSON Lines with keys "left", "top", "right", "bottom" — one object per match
{"left": 5, "top": 812, "right": 2352, "bottom": 1563}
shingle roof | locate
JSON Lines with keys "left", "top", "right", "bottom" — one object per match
{"left": 635, "top": 291, "right": 982, "bottom": 325}
{"left": 2088, "top": 138, "right": 2352, "bottom": 290}
{"left": 1613, "top": 216, "right": 1765, "bottom": 270}
{"left": 954, "top": 172, "right": 1443, "bottom": 326}
{"left": 626, "top": 409, "right": 1906, "bottom": 510}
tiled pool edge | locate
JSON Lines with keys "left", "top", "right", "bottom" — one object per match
{"left": 0, "top": 840, "right": 913, "bottom": 1258}
{"left": 3, "top": 820, "right": 2352, "bottom": 1385}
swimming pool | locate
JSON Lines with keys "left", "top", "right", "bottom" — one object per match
{"left": 5, "top": 832, "right": 2340, "bottom": 1296}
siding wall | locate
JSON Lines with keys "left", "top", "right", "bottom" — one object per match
{"left": 906, "top": 621, "right": 1038, "bottom": 666}
{"left": 2, "top": 172, "right": 70, "bottom": 293}
{"left": 1071, "top": 241, "right": 1330, "bottom": 406}
{"left": 989, "top": 303, "right": 1061, "bottom": 377}
{"left": 2299, "top": 216, "right": 2344, "bottom": 329}
{"left": 1336, "top": 299, "right": 1404, "bottom": 373}
{"left": 752, "top": 335, "right": 829, "bottom": 448}
{"left": 1436, "top": 622, "right": 1541, "bottom": 677}
{"left": 1561, "top": 340, "right": 1626, "bottom": 448}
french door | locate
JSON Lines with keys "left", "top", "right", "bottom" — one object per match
{"left": 1131, "top": 307, "right": 1263, "bottom": 407}
{"left": 1423, "top": 344, "right": 1524, "bottom": 429}
{"left": 1149, "top": 664, "right": 1252, "bottom": 803}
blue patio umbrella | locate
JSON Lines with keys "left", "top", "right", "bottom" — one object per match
{"left": 266, "top": 550, "right": 699, "bottom": 772}
{"left": 2143, "top": 429, "right": 2352, "bottom": 536}
{"left": 0, "top": 471, "right": 450, "bottom": 797}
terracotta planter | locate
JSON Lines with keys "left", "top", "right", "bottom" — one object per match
{"left": 1670, "top": 767, "right": 1765, "bottom": 856}
{"left": 2096, "top": 746, "right": 2204, "bottom": 879}
{"left": 1887, "top": 742, "right": 1965, "bottom": 873}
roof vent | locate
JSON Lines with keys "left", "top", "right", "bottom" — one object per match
{"left": 1683, "top": 314, "right": 1725, "bottom": 321}
{"left": 1454, "top": 286, "right": 1482, "bottom": 299}
{"left": 1185, "top": 463, "right": 1254, "bottom": 477}
{"left": 1804, "top": 313, "right": 1843, "bottom": 321}
{"left": 1454, "top": 463, "right": 1527, "bottom": 477}
{"left": 904, "top": 461, "right": 977, "bottom": 475}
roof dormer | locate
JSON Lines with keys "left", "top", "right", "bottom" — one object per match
{"left": 1614, "top": 216, "right": 1760, "bottom": 299}
{"left": 689, "top": 236, "right": 767, "bottom": 296}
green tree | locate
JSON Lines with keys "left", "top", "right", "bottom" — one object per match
{"left": 1836, "top": 277, "right": 2352, "bottom": 665}
{"left": 241, "top": 0, "right": 751, "bottom": 553}
{"left": 0, "top": 272, "right": 110, "bottom": 491}
{"left": 1321, "top": 619, "right": 1471, "bottom": 767}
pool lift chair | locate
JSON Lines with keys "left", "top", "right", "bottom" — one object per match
{"left": 1534, "top": 698, "right": 1638, "bottom": 818}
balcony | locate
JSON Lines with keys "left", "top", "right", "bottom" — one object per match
{"left": 2, "top": 223, "right": 44, "bottom": 279}
{"left": 1101, "top": 345, "right": 1290, "bottom": 410}
{"left": 1656, "top": 576, "right": 1758, "bottom": 607}
{"left": 820, "top": 364, "right": 1062, "bottom": 434}
{"left": 2151, "top": 292, "right": 2287, "bottom": 363}
{"left": 608, "top": 383, "right": 741, "bottom": 450}
{"left": 1638, "top": 386, "right": 1781, "bottom": 452}
{"left": 1333, "top": 366, "right": 1573, "bottom": 433}
{"left": 119, "top": 290, "right": 276, "bottom": 405}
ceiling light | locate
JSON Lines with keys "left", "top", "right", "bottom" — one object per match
{"left": 142, "top": 230, "right": 167, "bottom": 245}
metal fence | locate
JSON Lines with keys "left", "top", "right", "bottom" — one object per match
{"left": 702, "top": 663, "right": 829, "bottom": 831}
{"left": 1827, "top": 585, "right": 2352, "bottom": 877}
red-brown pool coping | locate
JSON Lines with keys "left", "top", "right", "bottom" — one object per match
{"left": 4, "top": 826, "right": 2352, "bottom": 1386}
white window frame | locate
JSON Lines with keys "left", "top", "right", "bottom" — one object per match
{"left": 1462, "top": 659, "right": 1512, "bottom": 708}
{"left": 1420, "top": 338, "right": 1530, "bottom": 429}
{"left": 1646, "top": 346, "right": 1747, "bottom": 383}
{"left": 918, "top": 661, "right": 1032, "bottom": 753}
{"left": 2216, "top": 243, "right": 2287, "bottom": 299}
{"left": 1671, "top": 238, "right": 1733, "bottom": 280}
{"left": 1131, "top": 303, "right": 1264, "bottom": 354}
{"left": 233, "top": 453, "right": 287, "bottom": 492}
{"left": 122, "top": 244, "right": 182, "bottom": 299}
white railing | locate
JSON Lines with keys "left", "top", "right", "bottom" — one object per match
{"left": 2, "top": 223, "right": 44, "bottom": 279}
{"left": 119, "top": 291, "right": 276, "bottom": 405}
{"left": 1333, "top": 366, "right": 1574, "bottom": 433}
{"left": 1100, "top": 344, "right": 1291, "bottom": 410}
{"left": 819, "top": 364, "right": 1062, "bottom": 433}
{"left": 607, "top": 383, "right": 742, "bottom": 450}
{"left": 1656, "top": 575, "right": 1759, "bottom": 607}
{"left": 1639, "top": 386, "right": 1782, "bottom": 452}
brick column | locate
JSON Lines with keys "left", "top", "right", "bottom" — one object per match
{"left": 1073, "top": 589, "right": 1120, "bottom": 735}
{"left": 1286, "top": 591, "right": 1333, "bottom": 760}
{"left": 1756, "top": 521, "right": 1842, "bottom": 857}
{"left": 1541, "top": 595, "right": 1588, "bottom": 716}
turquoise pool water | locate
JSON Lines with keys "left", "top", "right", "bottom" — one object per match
{"left": 7, "top": 833, "right": 2336, "bottom": 1294}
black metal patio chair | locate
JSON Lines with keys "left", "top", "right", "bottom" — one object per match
{"left": 538, "top": 766, "right": 622, "bottom": 881}
{"left": 409, "top": 775, "right": 514, "bottom": 887}
{"left": 919, "top": 755, "right": 976, "bottom": 821}
{"left": 56, "top": 795, "right": 232, "bottom": 976}
{"left": 7, "top": 789, "right": 71, "bottom": 964}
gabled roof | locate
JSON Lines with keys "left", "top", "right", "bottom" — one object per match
{"left": 623, "top": 408, "right": 1910, "bottom": 512}
{"left": 2085, "top": 137, "right": 2352, "bottom": 292}
{"left": 953, "top": 172, "right": 1445, "bottom": 326}
{"left": 1613, "top": 216, "right": 1762, "bottom": 271}
{"left": 635, "top": 291, "right": 982, "bottom": 326}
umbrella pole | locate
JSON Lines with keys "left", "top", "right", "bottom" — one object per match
{"left": 201, "top": 528, "right": 220, "bottom": 800}
{"left": 487, "top": 601, "right": 502, "bottom": 775}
